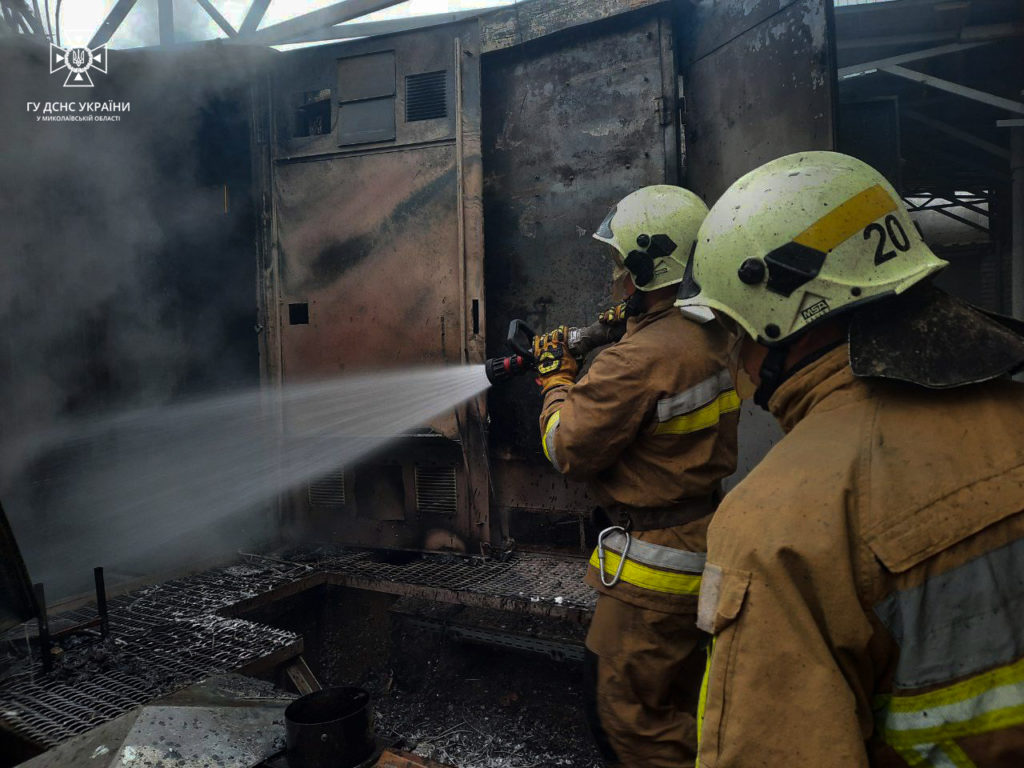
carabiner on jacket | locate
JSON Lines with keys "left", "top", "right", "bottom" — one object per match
{"left": 597, "top": 525, "right": 631, "bottom": 588}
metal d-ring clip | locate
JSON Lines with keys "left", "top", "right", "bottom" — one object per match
{"left": 597, "top": 525, "right": 631, "bottom": 588}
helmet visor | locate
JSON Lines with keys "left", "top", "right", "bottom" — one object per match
{"left": 675, "top": 242, "right": 701, "bottom": 301}
{"left": 594, "top": 206, "right": 616, "bottom": 242}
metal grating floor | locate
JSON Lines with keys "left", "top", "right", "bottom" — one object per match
{"left": 0, "top": 561, "right": 308, "bottom": 748}
{"left": 0, "top": 549, "right": 592, "bottom": 752}
{"left": 310, "top": 550, "right": 593, "bottom": 614}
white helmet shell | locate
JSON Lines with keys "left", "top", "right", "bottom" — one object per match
{"left": 594, "top": 185, "right": 709, "bottom": 293}
{"left": 676, "top": 151, "right": 948, "bottom": 344}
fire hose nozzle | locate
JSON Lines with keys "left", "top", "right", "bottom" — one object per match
{"left": 483, "top": 317, "right": 626, "bottom": 386}
{"left": 485, "top": 354, "right": 530, "bottom": 384}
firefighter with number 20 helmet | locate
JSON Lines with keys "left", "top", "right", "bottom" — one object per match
{"left": 676, "top": 151, "right": 1024, "bottom": 766}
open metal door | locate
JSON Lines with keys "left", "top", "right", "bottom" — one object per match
{"left": 481, "top": 4, "right": 682, "bottom": 554}
{"left": 683, "top": 0, "right": 837, "bottom": 202}
{"left": 681, "top": 0, "right": 838, "bottom": 483}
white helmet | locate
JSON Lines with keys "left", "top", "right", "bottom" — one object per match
{"left": 594, "top": 185, "right": 709, "bottom": 293}
{"left": 676, "top": 151, "right": 947, "bottom": 344}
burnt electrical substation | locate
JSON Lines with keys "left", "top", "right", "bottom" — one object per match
{"left": 1, "top": 0, "right": 1022, "bottom": 766}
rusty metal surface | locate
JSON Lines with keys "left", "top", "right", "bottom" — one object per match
{"left": 480, "top": 0, "right": 665, "bottom": 52}
{"left": 481, "top": 7, "right": 678, "bottom": 538}
{"left": 272, "top": 28, "right": 460, "bottom": 162}
{"left": 682, "top": 0, "right": 837, "bottom": 203}
{"left": 263, "top": 23, "right": 491, "bottom": 551}
{"left": 274, "top": 144, "right": 463, "bottom": 378}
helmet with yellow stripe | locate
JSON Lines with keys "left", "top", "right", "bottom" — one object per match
{"left": 676, "top": 151, "right": 947, "bottom": 345}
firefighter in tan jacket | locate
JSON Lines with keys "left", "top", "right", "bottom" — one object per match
{"left": 533, "top": 186, "right": 739, "bottom": 767}
{"left": 674, "top": 151, "right": 1024, "bottom": 766}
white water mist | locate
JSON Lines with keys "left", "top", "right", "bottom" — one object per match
{"left": 4, "top": 365, "right": 490, "bottom": 597}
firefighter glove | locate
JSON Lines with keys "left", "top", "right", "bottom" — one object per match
{"left": 533, "top": 326, "right": 579, "bottom": 393}
{"left": 598, "top": 301, "right": 629, "bottom": 326}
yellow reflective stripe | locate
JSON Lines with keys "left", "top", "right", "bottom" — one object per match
{"left": 793, "top": 183, "right": 897, "bottom": 253}
{"left": 885, "top": 701, "right": 1024, "bottom": 750}
{"left": 541, "top": 410, "right": 561, "bottom": 468}
{"left": 588, "top": 548, "right": 702, "bottom": 595}
{"left": 695, "top": 637, "right": 715, "bottom": 768}
{"left": 887, "top": 654, "right": 1024, "bottom": 713}
{"left": 878, "top": 655, "right": 1024, "bottom": 751}
{"left": 938, "top": 741, "right": 978, "bottom": 768}
{"left": 653, "top": 389, "right": 740, "bottom": 436}
{"left": 893, "top": 742, "right": 976, "bottom": 768}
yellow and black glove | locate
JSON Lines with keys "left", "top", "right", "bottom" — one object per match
{"left": 597, "top": 301, "right": 629, "bottom": 326}
{"left": 532, "top": 326, "right": 579, "bottom": 394}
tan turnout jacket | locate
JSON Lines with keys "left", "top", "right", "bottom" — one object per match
{"left": 539, "top": 298, "right": 739, "bottom": 612}
{"left": 697, "top": 345, "right": 1024, "bottom": 767}
{"left": 539, "top": 299, "right": 738, "bottom": 508}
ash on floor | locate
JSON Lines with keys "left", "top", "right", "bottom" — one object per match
{"left": 239, "top": 587, "right": 602, "bottom": 768}
{"left": 369, "top": 640, "right": 601, "bottom": 768}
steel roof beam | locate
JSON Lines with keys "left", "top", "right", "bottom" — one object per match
{"left": 196, "top": 0, "right": 236, "bottom": 37}
{"left": 880, "top": 64, "right": 1024, "bottom": 115}
{"left": 839, "top": 41, "right": 989, "bottom": 79}
{"left": 239, "top": 0, "right": 271, "bottom": 34}
{"left": 239, "top": 0, "right": 406, "bottom": 45}
{"left": 157, "top": 0, "right": 173, "bottom": 45}
{"left": 88, "top": 0, "right": 139, "bottom": 48}
{"left": 838, "top": 21, "right": 1024, "bottom": 51}
{"left": 903, "top": 108, "right": 1011, "bottom": 161}
{"left": 267, "top": 9, "right": 480, "bottom": 45}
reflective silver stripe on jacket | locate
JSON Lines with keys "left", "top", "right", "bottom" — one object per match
{"left": 656, "top": 369, "right": 734, "bottom": 422}
{"left": 874, "top": 537, "right": 1024, "bottom": 689}
{"left": 599, "top": 529, "right": 706, "bottom": 574}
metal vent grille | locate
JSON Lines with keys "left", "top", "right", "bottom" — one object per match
{"left": 309, "top": 469, "right": 346, "bottom": 506}
{"left": 405, "top": 71, "right": 447, "bottom": 122}
{"left": 415, "top": 465, "right": 457, "bottom": 515}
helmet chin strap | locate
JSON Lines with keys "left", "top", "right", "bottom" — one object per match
{"left": 753, "top": 346, "right": 790, "bottom": 410}
{"left": 753, "top": 339, "right": 846, "bottom": 411}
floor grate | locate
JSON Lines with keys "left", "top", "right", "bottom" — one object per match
{"left": 1, "top": 549, "right": 592, "bottom": 750}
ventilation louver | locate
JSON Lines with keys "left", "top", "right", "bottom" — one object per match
{"left": 309, "top": 469, "right": 346, "bottom": 506}
{"left": 415, "top": 465, "right": 457, "bottom": 515}
{"left": 405, "top": 71, "right": 447, "bottom": 122}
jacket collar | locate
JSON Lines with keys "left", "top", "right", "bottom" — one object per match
{"left": 627, "top": 297, "right": 677, "bottom": 333}
{"left": 767, "top": 345, "right": 868, "bottom": 432}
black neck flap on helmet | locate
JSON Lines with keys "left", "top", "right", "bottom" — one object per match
{"left": 849, "top": 283, "right": 1024, "bottom": 389}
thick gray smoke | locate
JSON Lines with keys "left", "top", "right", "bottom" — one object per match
{"left": 0, "top": 40, "right": 266, "bottom": 598}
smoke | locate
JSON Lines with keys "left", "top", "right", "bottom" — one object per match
{"left": 5, "top": 366, "right": 489, "bottom": 600}
{"left": 0, "top": 40, "right": 265, "bottom": 598}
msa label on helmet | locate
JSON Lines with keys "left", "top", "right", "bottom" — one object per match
{"left": 800, "top": 299, "right": 830, "bottom": 322}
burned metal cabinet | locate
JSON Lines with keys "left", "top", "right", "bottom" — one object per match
{"left": 681, "top": 0, "right": 837, "bottom": 202}
{"left": 680, "top": 0, "right": 838, "bottom": 484}
{"left": 481, "top": 2, "right": 681, "bottom": 553}
{"left": 260, "top": 21, "right": 489, "bottom": 552}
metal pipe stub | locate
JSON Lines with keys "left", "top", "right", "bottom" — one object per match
{"left": 284, "top": 687, "right": 375, "bottom": 768}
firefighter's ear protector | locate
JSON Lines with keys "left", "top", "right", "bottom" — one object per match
{"left": 624, "top": 233, "right": 677, "bottom": 287}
